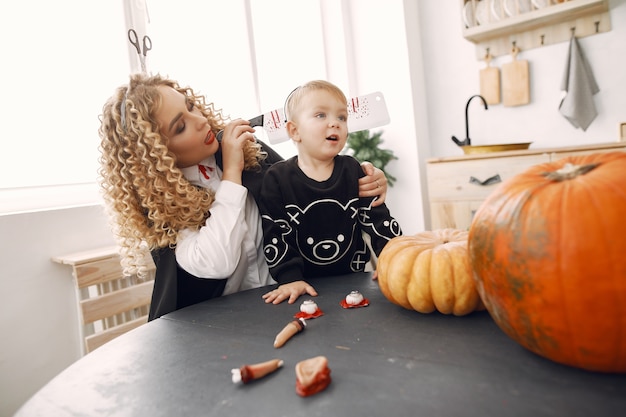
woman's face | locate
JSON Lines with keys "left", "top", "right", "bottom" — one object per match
{"left": 155, "top": 86, "right": 219, "bottom": 168}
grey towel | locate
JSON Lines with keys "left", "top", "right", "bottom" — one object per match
{"left": 559, "top": 36, "right": 599, "bottom": 131}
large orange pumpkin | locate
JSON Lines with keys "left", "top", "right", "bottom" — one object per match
{"left": 468, "top": 151, "right": 626, "bottom": 373}
{"left": 377, "top": 229, "right": 485, "bottom": 316}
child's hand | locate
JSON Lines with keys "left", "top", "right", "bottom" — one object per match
{"left": 263, "top": 281, "right": 318, "bottom": 305}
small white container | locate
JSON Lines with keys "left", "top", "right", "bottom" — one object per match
{"left": 345, "top": 291, "right": 364, "bottom": 306}
{"left": 300, "top": 300, "right": 318, "bottom": 315}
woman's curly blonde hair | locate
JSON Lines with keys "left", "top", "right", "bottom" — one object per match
{"left": 98, "top": 73, "right": 263, "bottom": 278}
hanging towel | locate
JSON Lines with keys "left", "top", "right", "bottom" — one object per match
{"left": 559, "top": 36, "right": 599, "bottom": 131}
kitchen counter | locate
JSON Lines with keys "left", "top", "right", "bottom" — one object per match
{"left": 426, "top": 142, "right": 626, "bottom": 229}
{"left": 427, "top": 141, "right": 626, "bottom": 163}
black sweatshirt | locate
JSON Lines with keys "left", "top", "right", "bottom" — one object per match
{"left": 259, "top": 155, "right": 402, "bottom": 284}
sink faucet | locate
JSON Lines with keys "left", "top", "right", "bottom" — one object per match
{"left": 451, "top": 94, "right": 488, "bottom": 147}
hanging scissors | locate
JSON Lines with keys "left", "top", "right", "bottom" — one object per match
{"left": 128, "top": 29, "right": 152, "bottom": 72}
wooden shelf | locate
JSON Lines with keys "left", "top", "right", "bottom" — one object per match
{"left": 461, "top": 0, "right": 611, "bottom": 58}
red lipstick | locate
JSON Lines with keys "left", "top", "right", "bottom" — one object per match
{"left": 205, "top": 130, "right": 215, "bottom": 145}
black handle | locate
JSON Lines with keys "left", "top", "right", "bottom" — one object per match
{"left": 452, "top": 135, "right": 471, "bottom": 147}
{"left": 216, "top": 115, "right": 265, "bottom": 142}
{"left": 469, "top": 174, "right": 501, "bottom": 186}
{"left": 248, "top": 114, "right": 264, "bottom": 127}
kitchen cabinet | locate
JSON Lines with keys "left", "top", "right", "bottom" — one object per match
{"left": 426, "top": 142, "right": 626, "bottom": 230}
{"left": 460, "top": 0, "right": 611, "bottom": 58}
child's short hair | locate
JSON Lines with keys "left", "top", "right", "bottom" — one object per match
{"left": 284, "top": 80, "right": 348, "bottom": 122}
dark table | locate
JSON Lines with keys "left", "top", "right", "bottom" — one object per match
{"left": 15, "top": 272, "right": 626, "bottom": 416}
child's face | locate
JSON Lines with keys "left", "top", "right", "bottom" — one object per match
{"left": 155, "top": 86, "right": 219, "bottom": 168}
{"left": 290, "top": 89, "right": 348, "bottom": 160}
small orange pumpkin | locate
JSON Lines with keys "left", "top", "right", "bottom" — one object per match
{"left": 469, "top": 151, "right": 626, "bottom": 373}
{"left": 377, "top": 229, "right": 485, "bottom": 316}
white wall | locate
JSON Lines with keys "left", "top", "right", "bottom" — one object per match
{"left": 341, "top": 0, "right": 428, "bottom": 235}
{"left": 419, "top": 0, "right": 626, "bottom": 159}
{"left": 0, "top": 206, "right": 116, "bottom": 415}
{"left": 3, "top": 1, "right": 626, "bottom": 415}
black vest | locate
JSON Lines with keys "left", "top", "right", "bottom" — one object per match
{"left": 148, "top": 140, "right": 283, "bottom": 320}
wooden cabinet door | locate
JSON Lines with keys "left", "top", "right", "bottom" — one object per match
{"left": 430, "top": 200, "right": 485, "bottom": 230}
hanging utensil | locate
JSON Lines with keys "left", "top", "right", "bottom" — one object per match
{"left": 502, "top": 43, "right": 530, "bottom": 107}
{"left": 479, "top": 50, "right": 501, "bottom": 105}
{"left": 128, "top": 29, "right": 152, "bottom": 73}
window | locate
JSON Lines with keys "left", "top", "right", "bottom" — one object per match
{"left": 146, "top": 0, "right": 327, "bottom": 156}
{"left": 0, "top": 1, "right": 128, "bottom": 189}
{"left": 0, "top": 0, "right": 328, "bottom": 212}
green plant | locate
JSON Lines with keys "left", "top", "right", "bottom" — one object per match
{"left": 345, "top": 129, "right": 398, "bottom": 186}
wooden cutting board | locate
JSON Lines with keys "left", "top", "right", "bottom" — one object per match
{"left": 502, "top": 47, "right": 530, "bottom": 107}
{"left": 479, "top": 54, "right": 500, "bottom": 105}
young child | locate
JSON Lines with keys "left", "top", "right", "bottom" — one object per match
{"left": 98, "top": 73, "right": 390, "bottom": 318}
{"left": 260, "top": 80, "right": 402, "bottom": 305}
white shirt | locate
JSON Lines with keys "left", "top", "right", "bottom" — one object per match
{"left": 176, "top": 156, "right": 275, "bottom": 295}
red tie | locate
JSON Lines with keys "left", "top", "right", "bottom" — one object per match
{"left": 198, "top": 164, "right": 214, "bottom": 180}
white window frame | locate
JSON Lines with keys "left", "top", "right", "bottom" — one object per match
{"left": 1, "top": 0, "right": 339, "bottom": 215}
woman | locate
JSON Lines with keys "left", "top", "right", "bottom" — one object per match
{"left": 98, "top": 73, "right": 388, "bottom": 319}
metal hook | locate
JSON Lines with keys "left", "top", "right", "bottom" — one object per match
{"left": 570, "top": 27, "right": 576, "bottom": 37}
{"left": 595, "top": 21, "right": 600, "bottom": 33}
{"left": 540, "top": 34, "right": 545, "bottom": 45}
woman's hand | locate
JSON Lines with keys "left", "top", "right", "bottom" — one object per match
{"left": 263, "top": 281, "right": 318, "bottom": 305}
{"left": 358, "top": 162, "right": 388, "bottom": 207}
{"left": 220, "top": 119, "right": 256, "bottom": 184}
